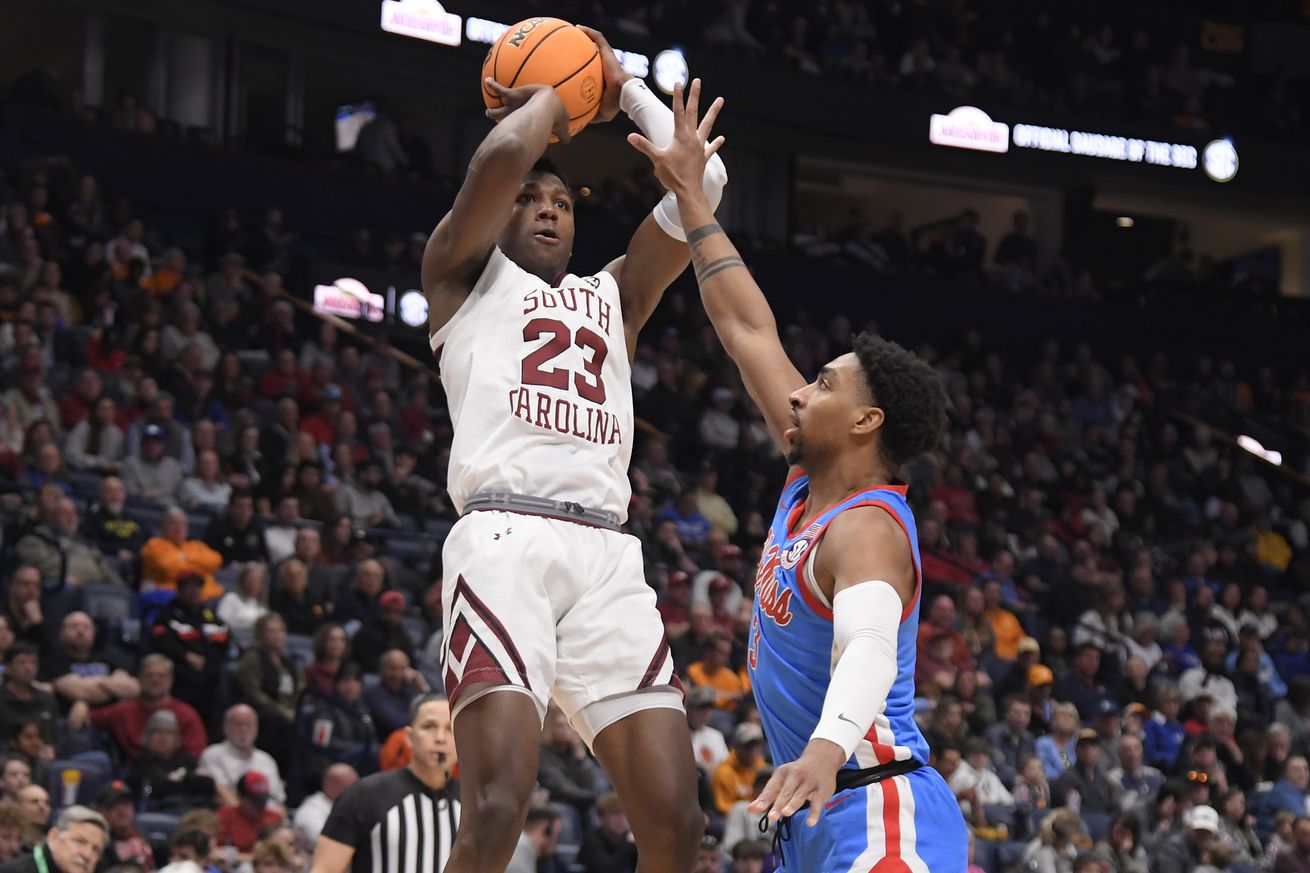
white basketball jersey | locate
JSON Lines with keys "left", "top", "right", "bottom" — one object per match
{"left": 431, "top": 247, "right": 633, "bottom": 519}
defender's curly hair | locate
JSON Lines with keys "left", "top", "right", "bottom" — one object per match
{"left": 852, "top": 332, "right": 946, "bottom": 468}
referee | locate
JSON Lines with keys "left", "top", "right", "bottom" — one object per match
{"left": 309, "top": 695, "right": 459, "bottom": 873}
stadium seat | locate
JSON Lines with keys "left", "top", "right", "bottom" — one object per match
{"left": 285, "top": 633, "right": 314, "bottom": 665}
{"left": 81, "top": 582, "right": 135, "bottom": 623}
{"left": 48, "top": 759, "right": 111, "bottom": 807}
{"left": 551, "top": 802, "right": 582, "bottom": 845}
{"left": 215, "top": 565, "right": 241, "bottom": 592}
{"left": 134, "top": 811, "right": 182, "bottom": 841}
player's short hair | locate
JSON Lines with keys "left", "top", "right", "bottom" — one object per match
{"left": 851, "top": 333, "right": 944, "bottom": 469}
{"left": 527, "top": 158, "right": 571, "bottom": 196}
{"left": 407, "top": 693, "right": 448, "bottom": 726}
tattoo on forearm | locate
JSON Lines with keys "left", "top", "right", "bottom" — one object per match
{"left": 694, "top": 255, "right": 746, "bottom": 283}
{"left": 686, "top": 224, "right": 724, "bottom": 245}
{"left": 686, "top": 224, "right": 745, "bottom": 284}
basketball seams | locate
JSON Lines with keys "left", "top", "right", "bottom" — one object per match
{"left": 553, "top": 47, "right": 600, "bottom": 88}
{"left": 505, "top": 21, "right": 571, "bottom": 89}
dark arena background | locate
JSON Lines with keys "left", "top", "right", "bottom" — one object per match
{"left": 1, "top": 1, "right": 1310, "bottom": 872}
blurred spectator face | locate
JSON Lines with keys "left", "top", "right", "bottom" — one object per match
{"left": 92, "top": 397, "right": 116, "bottom": 427}
{"left": 1053, "top": 708, "right": 1077, "bottom": 736}
{"left": 61, "top": 612, "right": 96, "bottom": 656}
{"left": 928, "top": 596, "right": 955, "bottom": 629}
{"left": 1295, "top": 818, "right": 1310, "bottom": 855}
{"left": 193, "top": 421, "right": 217, "bottom": 453}
{"left": 142, "top": 434, "right": 166, "bottom": 462}
{"left": 55, "top": 498, "right": 78, "bottom": 534}
{"left": 10, "top": 568, "right": 40, "bottom": 606}
{"left": 6, "top": 652, "right": 37, "bottom": 687}
{"left": 1007, "top": 699, "right": 1031, "bottom": 732}
{"left": 225, "top": 707, "right": 259, "bottom": 750}
{"left": 935, "top": 747, "right": 961, "bottom": 781}
{"left": 321, "top": 626, "right": 348, "bottom": 662}
{"left": 229, "top": 493, "right": 254, "bottom": 528}
{"left": 10, "top": 723, "right": 42, "bottom": 760}
{"left": 18, "top": 785, "right": 49, "bottom": 829}
{"left": 161, "top": 511, "right": 188, "bottom": 545}
{"left": 98, "top": 477, "right": 126, "bottom": 512}
{"left": 139, "top": 659, "right": 173, "bottom": 700}
{"left": 355, "top": 560, "right": 384, "bottom": 597}
{"left": 337, "top": 670, "right": 364, "bottom": 705}
{"left": 295, "top": 528, "right": 320, "bottom": 561}
{"left": 274, "top": 497, "right": 299, "bottom": 526}
{"left": 694, "top": 846, "right": 722, "bottom": 873}
{"left": 0, "top": 820, "right": 20, "bottom": 861}
{"left": 279, "top": 561, "right": 307, "bottom": 596}
{"left": 703, "top": 637, "right": 731, "bottom": 671}
{"left": 1287, "top": 757, "right": 1310, "bottom": 791}
{"left": 258, "top": 615, "right": 285, "bottom": 652}
{"left": 1, "top": 758, "right": 31, "bottom": 798}
{"left": 146, "top": 722, "right": 181, "bottom": 758}
{"left": 1118, "top": 734, "right": 1145, "bottom": 771}
{"left": 101, "top": 796, "right": 134, "bottom": 835}
{"left": 0, "top": 616, "right": 12, "bottom": 655}
{"left": 1074, "top": 646, "right": 1100, "bottom": 678}
{"left": 1021, "top": 757, "right": 1046, "bottom": 786}
{"left": 379, "top": 651, "right": 409, "bottom": 690}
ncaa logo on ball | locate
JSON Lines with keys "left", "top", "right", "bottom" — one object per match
{"left": 779, "top": 539, "right": 811, "bottom": 570}
{"left": 580, "top": 76, "right": 599, "bottom": 102}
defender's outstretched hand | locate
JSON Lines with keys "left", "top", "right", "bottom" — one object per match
{"left": 484, "top": 79, "right": 572, "bottom": 143}
{"left": 627, "top": 78, "right": 724, "bottom": 198}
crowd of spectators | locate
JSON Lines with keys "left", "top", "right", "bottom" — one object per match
{"left": 2, "top": 56, "right": 1310, "bottom": 873}
{"left": 585, "top": 0, "right": 1309, "bottom": 142}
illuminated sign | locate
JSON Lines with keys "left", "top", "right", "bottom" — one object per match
{"left": 1238, "top": 435, "right": 1282, "bottom": 466}
{"left": 398, "top": 290, "right": 429, "bottom": 328}
{"left": 928, "top": 106, "right": 1009, "bottom": 154}
{"left": 1013, "top": 124, "right": 1198, "bottom": 170}
{"left": 380, "top": 0, "right": 461, "bottom": 47}
{"left": 1202, "top": 139, "right": 1238, "bottom": 182}
{"left": 464, "top": 15, "right": 651, "bottom": 79}
{"left": 930, "top": 105, "right": 1237, "bottom": 182}
{"left": 314, "top": 278, "right": 385, "bottom": 323}
{"left": 653, "top": 49, "right": 688, "bottom": 95}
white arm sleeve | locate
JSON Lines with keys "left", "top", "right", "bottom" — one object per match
{"left": 620, "top": 78, "right": 727, "bottom": 242}
{"left": 809, "top": 581, "right": 903, "bottom": 760}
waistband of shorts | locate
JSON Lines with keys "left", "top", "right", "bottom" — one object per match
{"left": 462, "top": 491, "right": 621, "bottom": 532}
{"left": 834, "top": 757, "right": 922, "bottom": 792}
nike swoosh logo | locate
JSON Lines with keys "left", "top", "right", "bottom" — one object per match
{"left": 837, "top": 713, "right": 860, "bottom": 729}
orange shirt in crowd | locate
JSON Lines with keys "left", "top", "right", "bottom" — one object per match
{"left": 139, "top": 536, "right": 225, "bottom": 601}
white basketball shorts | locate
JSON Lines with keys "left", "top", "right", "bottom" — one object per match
{"left": 439, "top": 510, "right": 681, "bottom": 742}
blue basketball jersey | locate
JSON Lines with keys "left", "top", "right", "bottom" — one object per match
{"left": 746, "top": 471, "right": 968, "bottom": 872}
{"left": 747, "top": 471, "right": 929, "bottom": 773}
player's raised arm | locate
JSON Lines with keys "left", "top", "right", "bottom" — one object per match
{"left": 628, "top": 81, "right": 804, "bottom": 448}
{"left": 422, "top": 82, "right": 569, "bottom": 332}
{"left": 581, "top": 28, "right": 729, "bottom": 359}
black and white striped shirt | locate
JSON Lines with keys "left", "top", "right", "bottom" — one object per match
{"left": 321, "top": 769, "right": 460, "bottom": 873}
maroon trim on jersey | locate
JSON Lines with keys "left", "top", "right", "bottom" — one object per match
{"left": 637, "top": 638, "right": 671, "bottom": 690}
{"left": 452, "top": 575, "right": 531, "bottom": 687}
{"left": 466, "top": 505, "right": 617, "bottom": 532}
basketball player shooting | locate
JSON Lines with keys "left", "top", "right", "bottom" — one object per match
{"left": 629, "top": 84, "right": 969, "bottom": 871}
{"left": 421, "top": 28, "right": 725, "bottom": 873}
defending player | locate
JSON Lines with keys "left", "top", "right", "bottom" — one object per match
{"left": 421, "top": 30, "right": 726, "bottom": 873}
{"left": 629, "top": 84, "right": 968, "bottom": 871}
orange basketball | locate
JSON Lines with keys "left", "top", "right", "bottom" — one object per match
{"left": 482, "top": 18, "right": 603, "bottom": 140}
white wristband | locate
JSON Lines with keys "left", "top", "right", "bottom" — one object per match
{"left": 621, "top": 78, "right": 727, "bottom": 241}
{"left": 810, "top": 581, "right": 903, "bottom": 760}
